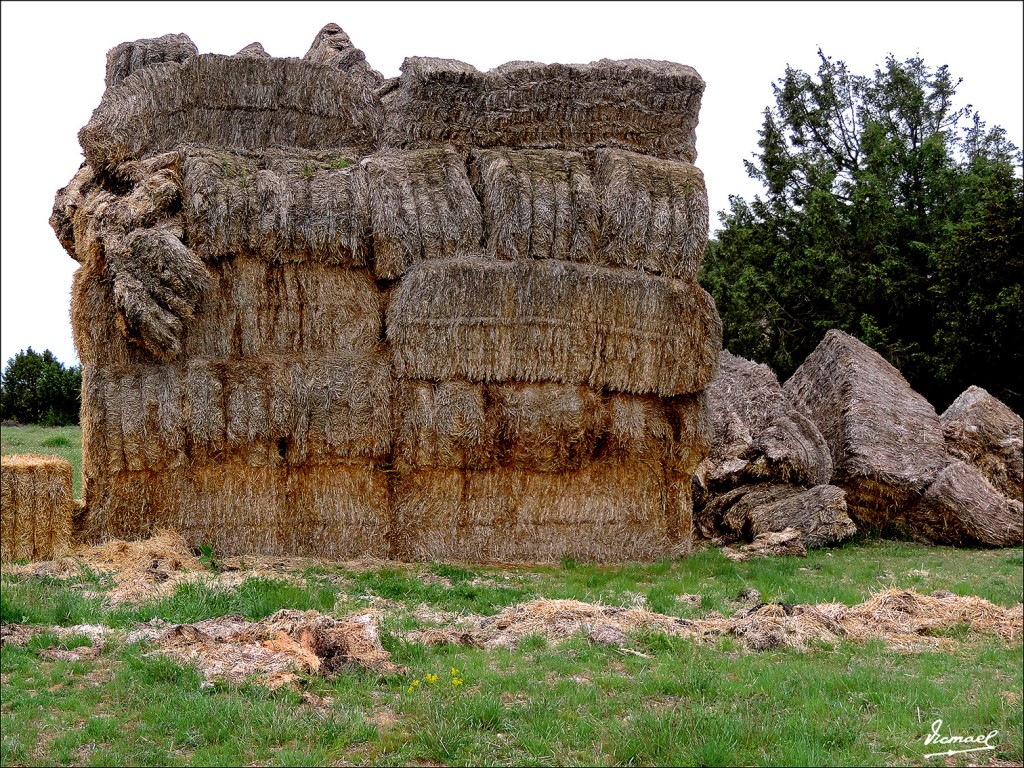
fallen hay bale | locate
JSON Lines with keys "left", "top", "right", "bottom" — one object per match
{"left": 701, "top": 484, "right": 855, "bottom": 549}
{"left": 105, "top": 33, "right": 198, "bottom": 88}
{"left": 471, "top": 149, "right": 599, "bottom": 264}
{"left": 387, "top": 256, "right": 721, "bottom": 397}
{"left": 696, "top": 350, "right": 832, "bottom": 499}
{"left": 1, "top": 455, "right": 73, "bottom": 562}
{"left": 365, "top": 147, "right": 484, "bottom": 279}
{"left": 720, "top": 528, "right": 808, "bottom": 561}
{"left": 395, "top": 380, "right": 708, "bottom": 474}
{"left": 593, "top": 148, "right": 709, "bottom": 279}
{"left": 405, "top": 589, "right": 1022, "bottom": 653}
{"left": 783, "top": 330, "right": 947, "bottom": 530}
{"left": 907, "top": 461, "right": 1023, "bottom": 546}
{"left": 384, "top": 56, "right": 705, "bottom": 162}
{"left": 941, "top": 385, "right": 1023, "bottom": 503}
{"left": 393, "top": 464, "right": 694, "bottom": 563}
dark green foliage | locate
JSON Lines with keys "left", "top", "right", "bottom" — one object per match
{"left": 0, "top": 348, "right": 82, "bottom": 425}
{"left": 701, "top": 51, "right": 1023, "bottom": 411}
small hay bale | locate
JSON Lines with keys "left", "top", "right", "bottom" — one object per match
{"left": 1, "top": 455, "right": 73, "bottom": 562}
{"left": 364, "top": 147, "right": 483, "bottom": 279}
{"left": 387, "top": 256, "right": 721, "bottom": 397}
{"left": 906, "top": 461, "right": 1023, "bottom": 546}
{"left": 105, "top": 33, "right": 198, "bottom": 88}
{"left": 393, "top": 464, "right": 692, "bottom": 563}
{"left": 593, "top": 149, "right": 709, "bottom": 279}
{"left": 470, "top": 149, "right": 598, "bottom": 264}
{"left": 783, "top": 330, "right": 947, "bottom": 529}
{"left": 80, "top": 54, "right": 384, "bottom": 172}
{"left": 941, "top": 386, "right": 1022, "bottom": 502}
{"left": 721, "top": 528, "right": 807, "bottom": 562}
{"left": 384, "top": 57, "right": 704, "bottom": 162}
{"left": 695, "top": 350, "right": 832, "bottom": 502}
{"left": 699, "top": 483, "right": 855, "bottom": 549}
{"left": 181, "top": 149, "right": 372, "bottom": 266}
{"left": 303, "top": 23, "right": 384, "bottom": 90}
{"left": 235, "top": 42, "right": 271, "bottom": 59}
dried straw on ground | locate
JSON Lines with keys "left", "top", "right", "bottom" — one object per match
{"left": 180, "top": 149, "right": 372, "bottom": 265}
{"left": 384, "top": 57, "right": 705, "bottom": 162}
{"left": 388, "top": 256, "right": 721, "bottom": 396}
{"left": 783, "top": 330, "right": 947, "bottom": 529}
{"left": 395, "top": 380, "right": 708, "bottom": 474}
{"left": 906, "top": 461, "right": 1023, "bottom": 546}
{"left": 0, "top": 455, "right": 73, "bottom": 562}
{"left": 700, "top": 484, "right": 855, "bottom": 548}
{"left": 695, "top": 350, "right": 832, "bottom": 500}
{"left": 592, "top": 149, "right": 709, "bottom": 278}
{"left": 364, "top": 147, "right": 483, "bottom": 279}
{"left": 80, "top": 54, "right": 384, "bottom": 172}
{"left": 406, "top": 589, "right": 1022, "bottom": 653}
{"left": 470, "top": 149, "right": 598, "bottom": 264}
{"left": 941, "top": 385, "right": 1023, "bottom": 502}
{"left": 105, "top": 33, "right": 198, "bottom": 88}
{"left": 393, "top": 464, "right": 694, "bottom": 563}
{"left": 720, "top": 528, "right": 809, "bottom": 561}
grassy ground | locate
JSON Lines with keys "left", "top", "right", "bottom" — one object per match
{"left": 2, "top": 542, "right": 1022, "bottom": 766}
{"left": 1, "top": 424, "right": 83, "bottom": 499}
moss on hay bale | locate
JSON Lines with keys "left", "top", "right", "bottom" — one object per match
{"left": 1, "top": 454, "right": 74, "bottom": 562}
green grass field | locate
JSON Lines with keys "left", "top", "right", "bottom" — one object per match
{"left": 1, "top": 426, "right": 1021, "bottom": 766}
{"left": 1, "top": 424, "right": 83, "bottom": 498}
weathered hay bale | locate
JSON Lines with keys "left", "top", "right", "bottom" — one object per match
{"left": 235, "top": 42, "right": 271, "bottom": 59}
{"left": 50, "top": 164, "right": 99, "bottom": 260}
{"left": 105, "top": 33, "right": 198, "bottom": 88}
{"left": 698, "top": 483, "right": 855, "bottom": 549}
{"left": 783, "top": 330, "right": 947, "bottom": 529}
{"left": 470, "top": 149, "right": 598, "bottom": 264}
{"left": 387, "top": 257, "right": 721, "bottom": 396}
{"left": 181, "top": 149, "right": 371, "bottom": 265}
{"left": 72, "top": 258, "right": 383, "bottom": 366}
{"left": 365, "top": 147, "right": 483, "bottom": 279}
{"left": 393, "top": 464, "right": 692, "bottom": 563}
{"left": 83, "top": 349, "right": 393, "bottom": 473}
{"left": 593, "top": 149, "right": 709, "bottom": 279}
{"left": 695, "top": 350, "right": 832, "bottom": 500}
{"left": 80, "top": 463, "right": 390, "bottom": 559}
{"left": 906, "top": 461, "right": 1023, "bottom": 547}
{"left": 1, "top": 455, "right": 73, "bottom": 562}
{"left": 303, "top": 23, "right": 384, "bottom": 91}
{"left": 384, "top": 57, "right": 704, "bottom": 162}
{"left": 721, "top": 528, "right": 807, "bottom": 561}
{"left": 941, "top": 386, "right": 1022, "bottom": 502}
{"left": 395, "top": 380, "right": 709, "bottom": 474}
{"left": 80, "top": 54, "right": 384, "bottom": 172}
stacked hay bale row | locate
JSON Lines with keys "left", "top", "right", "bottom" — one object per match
{"left": 52, "top": 26, "right": 722, "bottom": 562}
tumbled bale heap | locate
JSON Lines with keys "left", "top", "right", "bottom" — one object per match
{"left": 0, "top": 455, "right": 74, "bottom": 562}
{"left": 53, "top": 24, "right": 721, "bottom": 562}
{"left": 941, "top": 386, "right": 1023, "bottom": 503}
{"left": 783, "top": 330, "right": 947, "bottom": 531}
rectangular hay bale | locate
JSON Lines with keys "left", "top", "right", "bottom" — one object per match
{"left": 1, "top": 454, "right": 73, "bottom": 562}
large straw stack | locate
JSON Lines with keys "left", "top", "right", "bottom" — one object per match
{"left": 1, "top": 455, "right": 74, "bottom": 562}
{"left": 52, "top": 24, "right": 721, "bottom": 562}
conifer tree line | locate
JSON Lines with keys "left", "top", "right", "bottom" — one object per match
{"left": 700, "top": 50, "right": 1023, "bottom": 412}
{"left": 0, "top": 348, "right": 81, "bottom": 426}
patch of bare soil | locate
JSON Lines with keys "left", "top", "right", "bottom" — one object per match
{"left": 405, "top": 589, "right": 1022, "bottom": 653}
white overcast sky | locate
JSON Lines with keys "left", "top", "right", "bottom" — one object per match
{"left": 2, "top": 0, "right": 1022, "bottom": 367}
